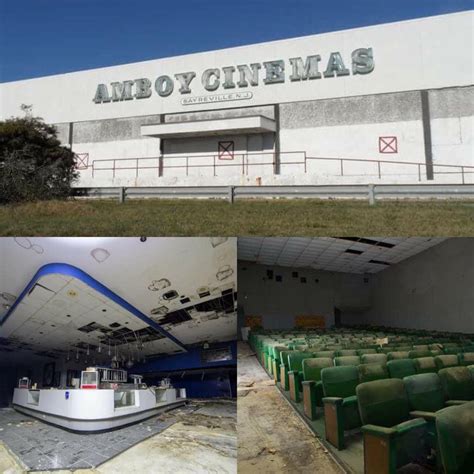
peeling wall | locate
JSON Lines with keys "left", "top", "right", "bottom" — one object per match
{"left": 237, "top": 262, "right": 371, "bottom": 330}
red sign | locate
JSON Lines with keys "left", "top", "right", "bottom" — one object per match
{"left": 378, "top": 136, "right": 398, "bottom": 154}
{"left": 218, "top": 141, "right": 234, "bottom": 160}
{"left": 75, "top": 153, "right": 89, "bottom": 169}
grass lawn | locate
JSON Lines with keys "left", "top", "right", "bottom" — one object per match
{"left": 0, "top": 199, "right": 473, "bottom": 236}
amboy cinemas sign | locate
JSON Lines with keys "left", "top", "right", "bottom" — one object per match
{"left": 93, "top": 48, "right": 374, "bottom": 106}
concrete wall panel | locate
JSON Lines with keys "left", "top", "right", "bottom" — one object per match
{"left": 72, "top": 114, "right": 161, "bottom": 143}
{"left": 280, "top": 92, "right": 421, "bottom": 129}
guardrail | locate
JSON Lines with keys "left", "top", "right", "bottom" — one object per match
{"left": 72, "top": 183, "right": 474, "bottom": 204}
{"left": 84, "top": 152, "right": 474, "bottom": 184}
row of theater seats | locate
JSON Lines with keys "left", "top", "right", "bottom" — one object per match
{"left": 250, "top": 331, "right": 474, "bottom": 474}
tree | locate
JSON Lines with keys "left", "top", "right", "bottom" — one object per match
{"left": 0, "top": 114, "right": 78, "bottom": 204}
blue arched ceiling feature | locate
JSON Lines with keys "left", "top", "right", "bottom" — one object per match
{"left": 0, "top": 262, "right": 187, "bottom": 352}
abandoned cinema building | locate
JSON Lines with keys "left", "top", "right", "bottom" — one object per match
{"left": 0, "top": 11, "right": 472, "bottom": 188}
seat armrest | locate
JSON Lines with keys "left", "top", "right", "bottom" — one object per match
{"left": 446, "top": 400, "right": 468, "bottom": 406}
{"left": 322, "top": 396, "right": 343, "bottom": 406}
{"left": 396, "top": 417, "right": 427, "bottom": 435}
{"left": 409, "top": 410, "right": 437, "bottom": 421}
{"left": 361, "top": 424, "right": 398, "bottom": 439}
{"left": 302, "top": 380, "right": 315, "bottom": 387}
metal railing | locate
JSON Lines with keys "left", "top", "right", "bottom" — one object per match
{"left": 83, "top": 151, "right": 474, "bottom": 184}
{"left": 72, "top": 183, "right": 474, "bottom": 204}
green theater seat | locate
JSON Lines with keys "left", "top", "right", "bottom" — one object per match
{"left": 361, "top": 353, "right": 387, "bottom": 365}
{"left": 459, "top": 352, "right": 474, "bottom": 366}
{"left": 403, "top": 372, "right": 448, "bottom": 468}
{"left": 387, "top": 359, "right": 416, "bottom": 379}
{"left": 288, "top": 351, "right": 314, "bottom": 402}
{"left": 279, "top": 350, "right": 294, "bottom": 390}
{"left": 438, "top": 366, "right": 474, "bottom": 404}
{"left": 409, "top": 350, "right": 432, "bottom": 359}
{"left": 338, "top": 349, "right": 358, "bottom": 356}
{"left": 414, "top": 356, "right": 437, "bottom": 374}
{"left": 436, "top": 401, "right": 474, "bottom": 474}
{"left": 434, "top": 354, "right": 460, "bottom": 371}
{"left": 358, "top": 362, "right": 389, "bottom": 383}
{"left": 301, "top": 357, "right": 333, "bottom": 420}
{"left": 334, "top": 355, "right": 361, "bottom": 367}
{"left": 357, "top": 348, "right": 377, "bottom": 356}
{"left": 387, "top": 351, "right": 410, "bottom": 360}
{"left": 321, "top": 365, "right": 362, "bottom": 450}
{"left": 271, "top": 346, "right": 288, "bottom": 383}
{"left": 468, "top": 365, "right": 474, "bottom": 377}
{"left": 357, "top": 378, "right": 429, "bottom": 474}
{"left": 313, "top": 350, "right": 336, "bottom": 359}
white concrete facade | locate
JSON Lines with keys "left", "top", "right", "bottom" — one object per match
{"left": 0, "top": 11, "right": 472, "bottom": 187}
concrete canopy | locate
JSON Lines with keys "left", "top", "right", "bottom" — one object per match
{"left": 140, "top": 116, "right": 276, "bottom": 138}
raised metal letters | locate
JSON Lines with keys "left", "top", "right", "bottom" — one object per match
{"left": 111, "top": 80, "right": 134, "bottom": 101}
{"left": 174, "top": 72, "right": 196, "bottom": 94}
{"left": 202, "top": 69, "right": 220, "bottom": 91}
{"left": 263, "top": 60, "right": 285, "bottom": 84}
{"left": 289, "top": 56, "right": 322, "bottom": 81}
{"left": 135, "top": 78, "right": 152, "bottom": 99}
{"left": 93, "top": 84, "right": 111, "bottom": 104}
{"left": 352, "top": 48, "right": 374, "bottom": 75}
{"left": 222, "top": 66, "right": 236, "bottom": 89}
{"left": 237, "top": 64, "right": 261, "bottom": 87}
{"left": 323, "top": 52, "right": 350, "bottom": 78}
{"left": 93, "top": 47, "right": 374, "bottom": 104}
{"left": 155, "top": 76, "right": 174, "bottom": 97}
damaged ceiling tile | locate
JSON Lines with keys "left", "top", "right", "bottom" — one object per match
{"left": 148, "top": 278, "right": 171, "bottom": 291}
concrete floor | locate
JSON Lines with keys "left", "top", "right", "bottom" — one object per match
{"left": 0, "top": 400, "right": 236, "bottom": 473}
{"left": 237, "top": 342, "right": 342, "bottom": 474}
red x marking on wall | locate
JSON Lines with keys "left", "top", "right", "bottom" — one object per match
{"left": 218, "top": 141, "right": 235, "bottom": 160}
{"left": 75, "top": 153, "right": 89, "bottom": 169}
{"left": 378, "top": 136, "right": 398, "bottom": 154}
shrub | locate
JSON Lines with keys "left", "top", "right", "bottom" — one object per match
{"left": 0, "top": 116, "right": 78, "bottom": 203}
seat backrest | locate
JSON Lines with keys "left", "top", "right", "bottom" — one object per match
{"left": 387, "top": 351, "right": 410, "bottom": 360}
{"left": 313, "top": 350, "right": 336, "bottom": 359}
{"left": 459, "top": 352, "right": 474, "bottom": 366}
{"left": 357, "top": 379, "right": 410, "bottom": 427}
{"left": 413, "top": 344, "right": 429, "bottom": 351}
{"left": 280, "top": 350, "right": 294, "bottom": 368}
{"left": 438, "top": 366, "right": 474, "bottom": 401}
{"left": 302, "top": 358, "right": 333, "bottom": 382}
{"left": 321, "top": 365, "right": 359, "bottom": 398}
{"left": 403, "top": 373, "right": 445, "bottom": 412}
{"left": 288, "top": 351, "right": 313, "bottom": 372}
{"left": 361, "top": 353, "right": 387, "bottom": 365}
{"left": 338, "top": 349, "right": 358, "bottom": 357}
{"left": 334, "top": 356, "right": 361, "bottom": 367}
{"left": 272, "top": 346, "right": 288, "bottom": 360}
{"left": 436, "top": 401, "right": 474, "bottom": 474}
{"left": 409, "top": 350, "right": 432, "bottom": 359}
{"left": 357, "top": 348, "right": 377, "bottom": 355}
{"left": 413, "top": 356, "right": 437, "bottom": 374}
{"left": 387, "top": 359, "right": 417, "bottom": 379}
{"left": 435, "top": 354, "right": 459, "bottom": 371}
{"left": 358, "top": 362, "right": 389, "bottom": 383}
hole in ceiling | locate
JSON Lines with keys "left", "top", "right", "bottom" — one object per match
{"left": 338, "top": 237, "right": 395, "bottom": 249}
{"left": 109, "top": 322, "right": 121, "bottom": 328}
{"left": 345, "top": 249, "right": 364, "bottom": 255}
{"left": 154, "top": 309, "right": 192, "bottom": 326}
{"left": 180, "top": 297, "right": 191, "bottom": 304}
{"left": 151, "top": 306, "right": 168, "bottom": 315}
{"left": 369, "top": 259, "right": 391, "bottom": 266}
{"left": 162, "top": 290, "right": 178, "bottom": 301}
